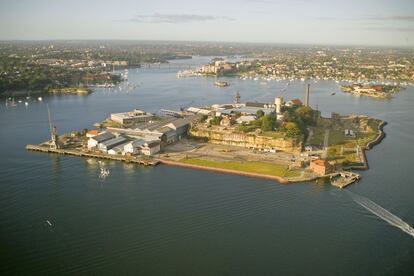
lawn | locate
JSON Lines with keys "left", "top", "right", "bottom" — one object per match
{"left": 180, "top": 158, "right": 301, "bottom": 178}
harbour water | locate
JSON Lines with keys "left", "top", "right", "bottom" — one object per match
{"left": 1, "top": 57, "right": 414, "bottom": 275}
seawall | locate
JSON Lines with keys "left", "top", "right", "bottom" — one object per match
{"left": 159, "top": 159, "right": 290, "bottom": 184}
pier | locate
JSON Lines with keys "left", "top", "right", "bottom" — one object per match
{"left": 330, "top": 171, "right": 361, "bottom": 189}
{"left": 25, "top": 145, "right": 160, "bottom": 166}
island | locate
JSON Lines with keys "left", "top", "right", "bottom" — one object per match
{"left": 340, "top": 84, "right": 402, "bottom": 98}
{"left": 26, "top": 86, "right": 386, "bottom": 188}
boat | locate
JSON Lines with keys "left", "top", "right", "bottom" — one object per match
{"left": 9, "top": 99, "right": 17, "bottom": 107}
{"left": 214, "top": 81, "right": 230, "bottom": 87}
{"left": 331, "top": 92, "right": 336, "bottom": 95}
{"left": 38, "top": 97, "right": 43, "bottom": 102}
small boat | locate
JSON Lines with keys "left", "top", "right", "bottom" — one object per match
{"left": 331, "top": 92, "right": 336, "bottom": 95}
{"left": 25, "top": 101, "right": 29, "bottom": 106}
{"left": 214, "top": 81, "right": 230, "bottom": 87}
{"left": 9, "top": 99, "right": 17, "bottom": 107}
{"left": 38, "top": 97, "right": 43, "bottom": 102}
{"left": 46, "top": 220, "right": 53, "bottom": 226}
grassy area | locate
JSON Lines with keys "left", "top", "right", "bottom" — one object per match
{"left": 308, "top": 128, "right": 348, "bottom": 146}
{"left": 180, "top": 158, "right": 301, "bottom": 178}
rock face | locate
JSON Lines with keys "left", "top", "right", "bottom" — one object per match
{"left": 190, "top": 128, "right": 302, "bottom": 153}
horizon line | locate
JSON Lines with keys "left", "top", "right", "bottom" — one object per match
{"left": 0, "top": 38, "right": 412, "bottom": 49}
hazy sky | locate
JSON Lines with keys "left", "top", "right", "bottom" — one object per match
{"left": 0, "top": 0, "right": 413, "bottom": 46}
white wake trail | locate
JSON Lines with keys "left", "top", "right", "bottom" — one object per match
{"left": 347, "top": 191, "right": 414, "bottom": 238}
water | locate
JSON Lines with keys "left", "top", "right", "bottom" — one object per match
{"left": 1, "top": 57, "right": 414, "bottom": 275}
{"left": 347, "top": 191, "right": 414, "bottom": 238}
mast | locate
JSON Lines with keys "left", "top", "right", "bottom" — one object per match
{"left": 234, "top": 90, "right": 241, "bottom": 104}
{"left": 47, "top": 104, "right": 59, "bottom": 149}
{"left": 47, "top": 104, "right": 53, "bottom": 137}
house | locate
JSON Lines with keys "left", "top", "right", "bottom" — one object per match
{"left": 123, "top": 139, "right": 146, "bottom": 155}
{"left": 285, "top": 99, "right": 303, "bottom": 107}
{"left": 220, "top": 116, "right": 233, "bottom": 127}
{"left": 310, "top": 159, "right": 334, "bottom": 175}
{"left": 236, "top": 115, "right": 256, "bottom": 124}
{"left": 140, "top": 140, "right": 161, "bottom": 156}
{"left": 86, "top": 130, "right": 99, "bottom": 138}
{"left": 87, "top": 132, "right": 115, "bottom": 149}
{"left": 345, "top": 129, "right": 356, "bottom": 137}
{"left": 98, "top": 136, "right": 127, "bottom": 153}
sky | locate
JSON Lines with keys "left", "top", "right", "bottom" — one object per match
{"left": 0, "top": 0, "right": 413, "bottom": 46}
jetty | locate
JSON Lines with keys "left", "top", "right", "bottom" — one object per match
{"left": 26, "top": 145, "right": 160, "bottom": 166}
{"left": 330, "top": 171, "right": 361, "bottom": 188}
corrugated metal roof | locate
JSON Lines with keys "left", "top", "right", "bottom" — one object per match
{"left": 92, "top": 132, "right": 115, "bottom": 143}
{"left": 100, "top": 136, "right": 127, "bottom": 148}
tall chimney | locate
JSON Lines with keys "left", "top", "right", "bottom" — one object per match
{"left": 305, "top": 84, "right": 310, "bottom": 107}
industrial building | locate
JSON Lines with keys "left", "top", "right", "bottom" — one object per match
{"left": 87, "top": 132, "right": 115, "bottom": 149}
{"left": 98, "top": 136, "right": 127, "bottom": 153}
{"left": 310, "top": 159, "right": 334, "bottom": 175}
{"left": 140, "top": 140, "right": 161, "bottom": 156}
{"left": 110, "top": 109, "right": 155, "bottom": 125}
{"left": 123, "top": 139, "right": 146, "bottom": 155}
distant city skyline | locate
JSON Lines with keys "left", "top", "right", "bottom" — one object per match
{"left": 0, "top": 0, "right": 413, "bottom": 46}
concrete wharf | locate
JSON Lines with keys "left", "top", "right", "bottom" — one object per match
{"left": 25, "top": 145, "right": 160, "bottom": 166}
{"left": 330, "top": 171, "right": 361, "bottom": 188}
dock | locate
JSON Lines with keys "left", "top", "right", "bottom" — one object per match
{"left": 25, "top": 144, "right": 160, "bottom": 166}
{"left": 330, "top": 171, "right": 361, "bottom": 188}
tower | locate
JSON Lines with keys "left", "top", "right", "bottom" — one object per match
{"left": 234, "top": 90, "right": 241, "bottom": 104}
{"left": 321, "top": 129, "right": 330, "bottom": 160}
{"left": 305, "top": 84, "right": 310, "bottom": 107}
{"left": 275, "top": 96, "right": 283, "bottom": 114}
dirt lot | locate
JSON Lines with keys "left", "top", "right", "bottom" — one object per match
{"left": 161, "top": 138, "right": 295, "bottom": 165}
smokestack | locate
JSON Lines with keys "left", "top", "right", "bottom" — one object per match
{"left": 305, "top": 84, "right": 310, "bottom": 107}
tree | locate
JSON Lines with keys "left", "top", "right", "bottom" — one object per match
{"left": 282, "top": 122, "right": 302, "bottom": 137}
{"left": 211, "top": 116, "right": 222, "bottom": 126}
{"left": 261, "top": 114, "right": 275, "bottom": 131}
{"left": 256, "top": 109, "right": 265, "bottom": 118}
{"left": 295, "top": 106, "right": 316, "bottom": 126}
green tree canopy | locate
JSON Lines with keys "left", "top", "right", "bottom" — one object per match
{"left": 282, "top": 122, "right": 302, "bottom": 137}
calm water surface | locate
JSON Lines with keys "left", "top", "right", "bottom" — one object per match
{"left": 1, "top": 57, "right": 413, "bottom": 275}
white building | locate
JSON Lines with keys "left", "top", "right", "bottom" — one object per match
{"left": 87, "top": 132, "right": 115, "bottom": 149}
{"left": 98, "top": 136, "right": 127, "bottom": 153}
{"left": 236, "top": 115, "right": 257, "bottom": 124}
{"left": 140, "top": 140, "right": 161, "bottom": 156}
{"left": 110, "top": 109, "right": 155, "bottom": 125}
{"left": 123, "top": 139, "right": 146, "bottom": 155}
{"left": 108, "top": 142, "right": 129, "bottom": 155}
